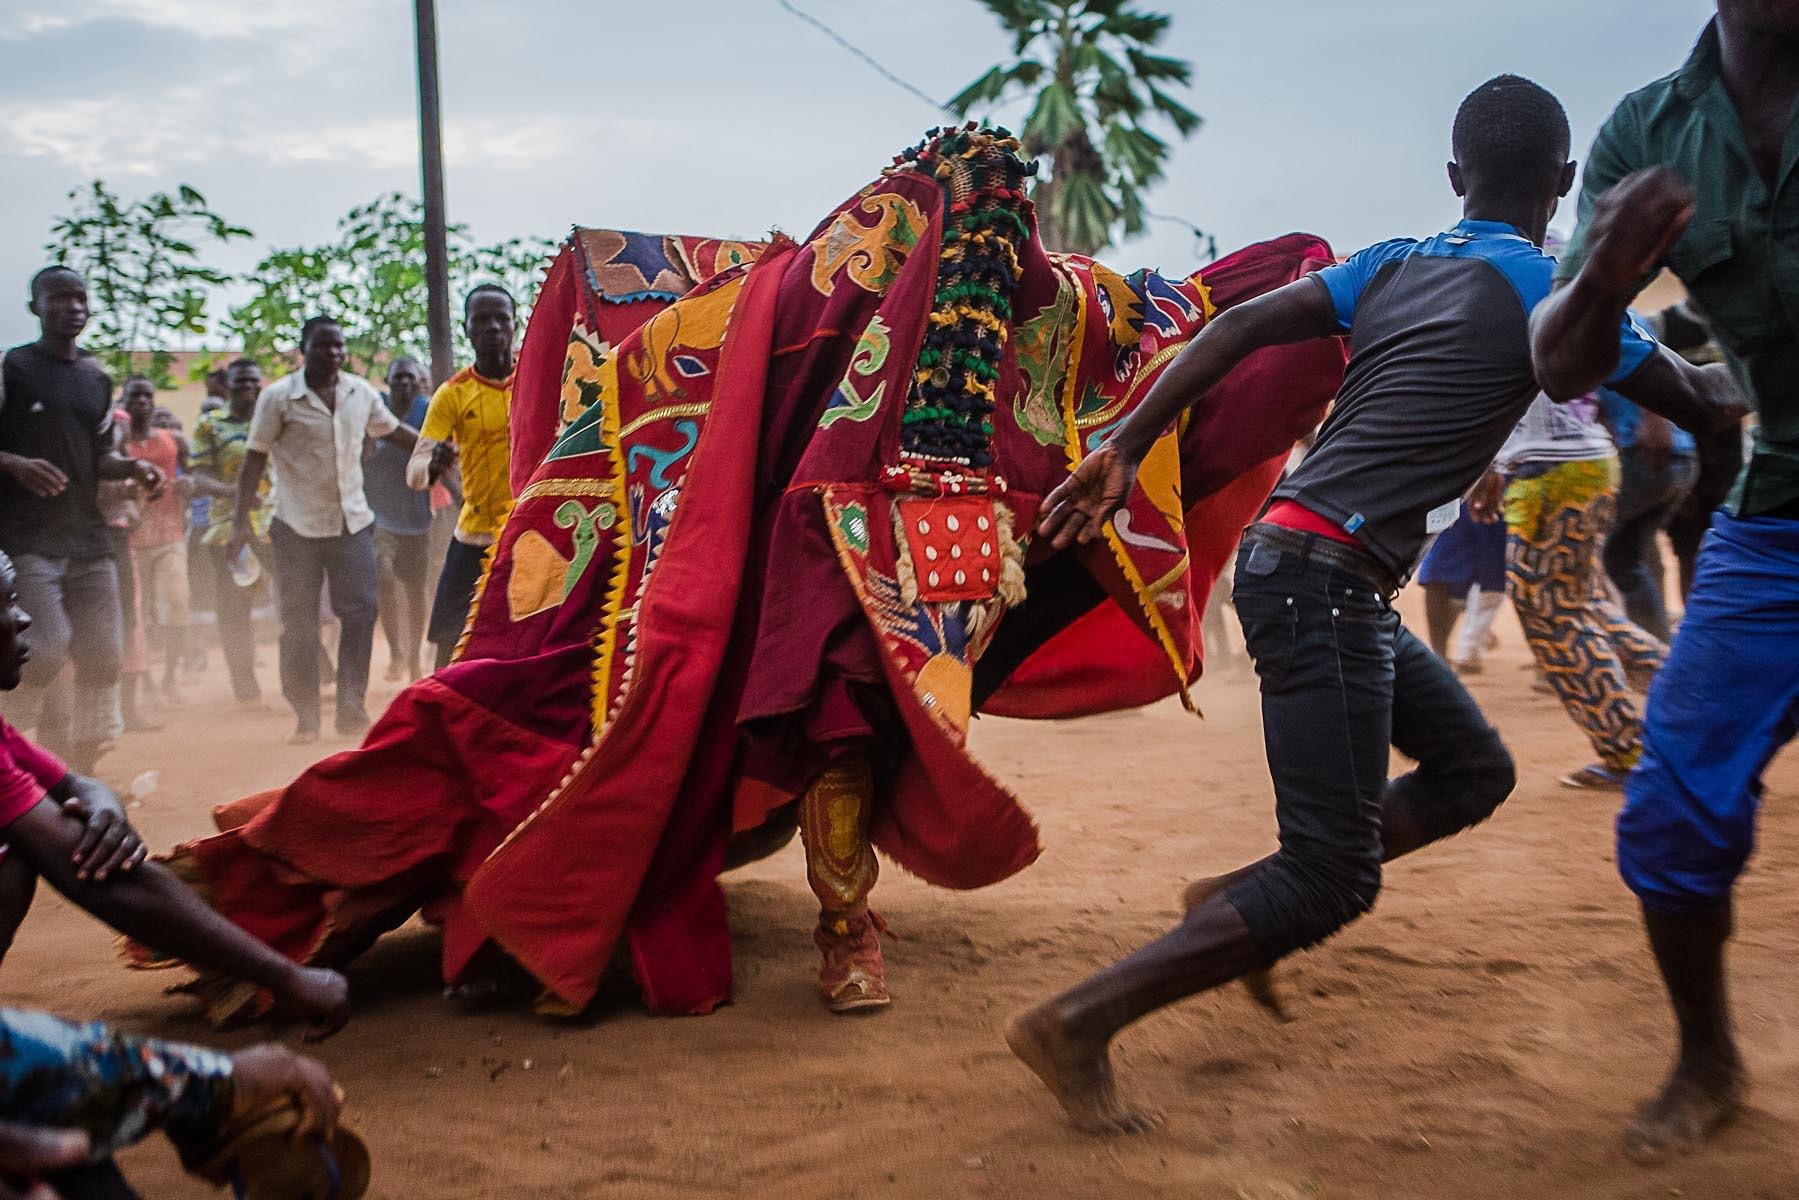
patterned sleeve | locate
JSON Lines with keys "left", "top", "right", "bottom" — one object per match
{"left": 0, "top": 1008, "right": 235, "bottom": 1155}
{"left": 189, "top": 413, "right": 216, "bottom": 472}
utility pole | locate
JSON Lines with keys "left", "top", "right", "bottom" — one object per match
{"left": 414, "top": 0, "right": 454, "bottom": 384}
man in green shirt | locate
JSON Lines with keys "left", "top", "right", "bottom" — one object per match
{"left": 189, "top": 358, "right": 273, "bottom": 706}
{"left": 1532, "top": 0, "right": 1798, "bottom": 1164}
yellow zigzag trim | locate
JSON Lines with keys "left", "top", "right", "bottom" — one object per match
{"left": 590, "top": 399, "right": 635, "bottom": 735}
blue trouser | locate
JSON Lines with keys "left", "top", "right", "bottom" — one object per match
{"left": 1227, "top": 529, "right": 1516, "bottom": 957}
{"left": 1618, "top": 511, "right": 1799, "bottom": 913}
{"left": 269, "top": 520, "right": 377, "bottom": 730}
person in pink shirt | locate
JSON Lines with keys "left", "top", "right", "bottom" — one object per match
{"left": 119, "top": 376, "right": 190, "bottom": 714}
{"left": 0, "top": 548, "right": 348, "bottom": 1035}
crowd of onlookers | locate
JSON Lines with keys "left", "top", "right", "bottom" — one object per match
{"left": 1, "top": 267, "right": 519, "bottom": 757}
{"left": 0, "top": 263, "right": 520, "bottom": 1196}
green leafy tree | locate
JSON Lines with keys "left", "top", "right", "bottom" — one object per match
{"left": 43, "top": 181, "right": 252, "bottom": 386}
{"left": 947, "top": 0, "right": 1200, "bottom": 256}
{"left": 225, "top": 193, "right": 553, "bottom": 379}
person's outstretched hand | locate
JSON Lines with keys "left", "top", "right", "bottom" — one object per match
{"left": 227, "top": 1044, "right": 342, "bottom": 1142}
{"left": 1036, "top": 444, "right": 1140, "bottom": 552}
{"left": 1583, "top": 168, "right": 1696, "bottom": 298}
{"left": 0, "top": 1121, "right": 89, "bottom": 1199}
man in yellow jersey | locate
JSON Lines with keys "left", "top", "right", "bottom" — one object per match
{"left": 408, "top": 286, "right": 516, "bottom": 669}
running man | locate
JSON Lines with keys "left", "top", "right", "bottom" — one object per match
{"left": 408, "top": 286, "right": 516, "bottom": 669}
{"left": 1531, "top": 0, "right": 1799, "bottom": 1162}
{"left": 190, "top": 359, "right": 272, "bottom": 707}
{"left": 119, "top": 374, "right": 191, "bottom": 714}
{"left": 1010, "top": 75, "right": 1739, "bottom": 1134}
{"left": 368, "top": 357, "right": 432, "bottom": 682}
{"left": 231, "top": 318, "right": 418, "bottom": 741}
{"left": 0, "top": 268, "right": 165, "bottom": 772}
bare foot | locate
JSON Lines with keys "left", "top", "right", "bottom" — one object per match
{"left": 1005, "top": 1004, "right": 1159, "bottom": 1135}
{"left": 278, "top": 966, "right": 350, "bottom": 1041}
{"left": 1180, "top": 876, "right": 1290, "bottom": 1021}
{"left": 1624, "top": 1055, "right": 1745, "bottom": 1164}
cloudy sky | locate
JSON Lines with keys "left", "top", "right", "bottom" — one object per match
{"left": 0, "top": 0, "right": 1717, "bottom": 350}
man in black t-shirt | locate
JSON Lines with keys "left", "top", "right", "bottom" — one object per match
{"left": 0, "top": 267, "right": 164, "bottom": 771}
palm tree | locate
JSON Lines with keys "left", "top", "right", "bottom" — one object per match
{"left": 947, "top": 0, "right": 1199, "bottom": 257}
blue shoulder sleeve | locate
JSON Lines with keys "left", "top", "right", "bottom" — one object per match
{"left": 1607, "top": 309, "right": 1661, "bottom": 387}
{"left": 1311, "top": 239, "right": 1418, "bottom": 331}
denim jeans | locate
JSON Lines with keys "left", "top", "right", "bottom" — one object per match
{"left": 269, "top": 520, "right": 377, "bottom": 729}
{"left": 1, "top": 551, "right": 123, "bottom": 748}
{"left": 1605, "top": 447, "right": 1699, "bottom": 642}
{"left": 1224, "top": 529, "right": 1515, "bottom": 959}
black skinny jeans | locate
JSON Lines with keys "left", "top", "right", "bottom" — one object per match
{"left": 1225, "top": 530, "right": 1516, "bottom": 959}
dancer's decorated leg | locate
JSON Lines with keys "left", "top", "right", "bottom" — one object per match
{"left": 801, "top": 756, "right": 888, "bottom": 1014}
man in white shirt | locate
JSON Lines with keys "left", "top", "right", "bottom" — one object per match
{"left": 229, "top": 317, "right": 417, "bottom": 742}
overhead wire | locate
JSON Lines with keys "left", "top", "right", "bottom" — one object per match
{"left": 773, "top": 0, "right": 951, "bottom": 114}
{"left": 773, "top": 0, "right": 1214, "bottom": 261}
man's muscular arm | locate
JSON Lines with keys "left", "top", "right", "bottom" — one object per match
{"left": 1532, "top": 168, "right": 1695, "bottom": 400}
{"left": 1037, "top": 277, "right": 1337, "bottom": 550}
{"left": 1612, "top": 350, "right": 1747, "bottom": 437}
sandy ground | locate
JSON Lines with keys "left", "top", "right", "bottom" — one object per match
{"left": 8, "top": 596, "right": 1799, "bottom": 1200}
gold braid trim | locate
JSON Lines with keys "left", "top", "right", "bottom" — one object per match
{"left": 617, "top": 401, "right": 711, "bottom": 441}
{"left": 515, "top": 477, "right": 618, "bottom": 504}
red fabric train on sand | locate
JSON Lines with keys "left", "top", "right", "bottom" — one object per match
{"left": 142, "top": 133, "right": 1346, "bottom": 1020}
